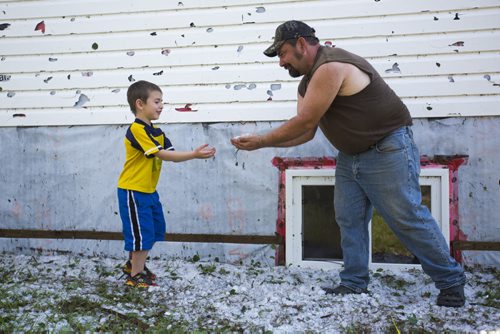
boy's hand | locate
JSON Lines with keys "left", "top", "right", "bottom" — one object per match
{"left": 230, "top": 134, "right": 264, "bottom": 151}
{"left": 193, "top": 144, "right": 216, "bottom": 159}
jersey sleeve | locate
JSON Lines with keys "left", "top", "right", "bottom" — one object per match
{"left": 128, "top": 124, "right": 163, "bottom": 157}
{"left": 164, "top": 135, "right": 175, "bottom": 151}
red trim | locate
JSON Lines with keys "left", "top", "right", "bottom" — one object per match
{"left": 421, "top": 155, "right": 468, "bottom": 262}
{"left": 272, "top": 155, "right": 467, "bottom": 265}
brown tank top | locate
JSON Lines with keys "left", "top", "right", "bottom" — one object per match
{"left": 298, "top": 46, "right": 412, "bottom": 155}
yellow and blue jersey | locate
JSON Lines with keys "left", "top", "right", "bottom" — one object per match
{"left": 118, "top": 118, "right": 174, "bottom": 193}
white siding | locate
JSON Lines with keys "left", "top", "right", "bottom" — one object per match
{"left": 1, "top": 0, "right": 499, "bottom": 126}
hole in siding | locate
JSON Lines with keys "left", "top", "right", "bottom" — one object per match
{"left": 0, "top": 74, "right": 11, "bottom": 81}
{"left": 384, "top": 63, "right": 401, "bottom": 74}
{"left": 73, "top": 94, "right": 90, "bottom": 108}
{"left": 35, "top": 21, "right": 45, "bottom": 33}
{"left": 270, "top": 83, "right": 281, "bottom": 91}
{"left": 175, "top": 103, "right": 197, "bottom": 112}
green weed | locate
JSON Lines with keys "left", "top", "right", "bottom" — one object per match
{"left": 198, "top": 263, "right": 217, "bottom": 275}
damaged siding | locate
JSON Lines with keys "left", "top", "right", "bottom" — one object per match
{"left": 0, "top": 0, "right": 499, "bottom": 126}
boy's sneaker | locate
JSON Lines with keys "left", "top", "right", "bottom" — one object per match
{"left": 125, "top": 271, "right": 157, "bottom": 289}
{"left": 437, "top": 284, "right": 465, "bottom": 307}
{"left": 122, "top": 260, "right": 157, "bottom": 281}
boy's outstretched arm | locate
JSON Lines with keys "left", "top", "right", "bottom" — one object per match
{"left": 154, "top": 144, "right": 216, "bottom": 162}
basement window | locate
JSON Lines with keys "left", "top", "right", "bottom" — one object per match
{"left": 285, "top": 168, "right": 450, "bottom": 270}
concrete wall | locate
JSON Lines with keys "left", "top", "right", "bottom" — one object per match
{"left": 1, "top": 118, "right": 498, "bottom": 266}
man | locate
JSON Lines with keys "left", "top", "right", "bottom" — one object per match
{"left": 231, "top": 20, "right": 466, "bottom": 307}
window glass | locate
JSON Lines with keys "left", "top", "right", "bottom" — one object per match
{"left": 302, "top": 185, "right": 342, "bottom": 261}
{"left": 301, "top": 185, "right": 432, "bottom": 264}
{"left": 371, "top": 185, "right": 431, "bottom": 264}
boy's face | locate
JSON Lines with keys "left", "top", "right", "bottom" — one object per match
{"left": 136, "top": 90, "right": 163, "bottom": 122}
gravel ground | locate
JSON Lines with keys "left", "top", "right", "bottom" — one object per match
{"left": 0, "top": 253, "right": 499, "bottom": 333}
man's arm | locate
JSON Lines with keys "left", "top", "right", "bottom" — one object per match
{"left": 273, "top": 127, "right": 317, "bottom": 147}
{"left": 231, "top": 62, "right": 345, "bottom": 150}
{"left": 271, "top": 94, "right": 317, "bottom": 147}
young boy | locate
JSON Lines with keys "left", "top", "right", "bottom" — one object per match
{"left": 117, "top": 80, "right": 216, "bottom": 288}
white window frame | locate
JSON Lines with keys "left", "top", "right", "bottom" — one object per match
{"left": 285, "top": 168, "right": 450, "bottom": 270}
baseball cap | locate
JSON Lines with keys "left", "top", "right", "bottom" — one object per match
{"left": 263, "top": 20, "right": 316, "bottom": 57}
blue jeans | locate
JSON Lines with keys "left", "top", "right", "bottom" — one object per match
{"left": 334, "top": 126, "right": 465, "bottom": 291}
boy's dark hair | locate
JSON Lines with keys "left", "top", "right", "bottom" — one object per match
{"left": 127, "top": 80, "right": 162, "bottom": 114}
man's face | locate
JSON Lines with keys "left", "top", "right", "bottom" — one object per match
{"left": 277, "top": 41, "right": 304, "bottom": 78}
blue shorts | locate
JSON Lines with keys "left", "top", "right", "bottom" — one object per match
{"left": 117, "top": 188, "right": 166, "bottom": 251}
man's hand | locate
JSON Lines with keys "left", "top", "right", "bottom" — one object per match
{"left": 193, "top": 144, "right": 216, "bottom": 159}
{"left": 230, "top": 134, "right": 264, "bottom": 151}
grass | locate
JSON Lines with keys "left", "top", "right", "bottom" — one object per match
{"left": 472, "top": 267, "right": 500, "bottom": 308}
{"left": 0, "top": 264, "right": 190, "bottom": 332}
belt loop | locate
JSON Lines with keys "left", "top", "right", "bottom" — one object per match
{"left": 406, "top": 125, "right": 413, "bottom": 137}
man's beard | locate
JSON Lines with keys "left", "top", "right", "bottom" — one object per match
{"left": 288, "top": 66, "right": 301, "bottom": 78}
{"left": 287, "top": 50, "right": 303, "bottom": 77}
